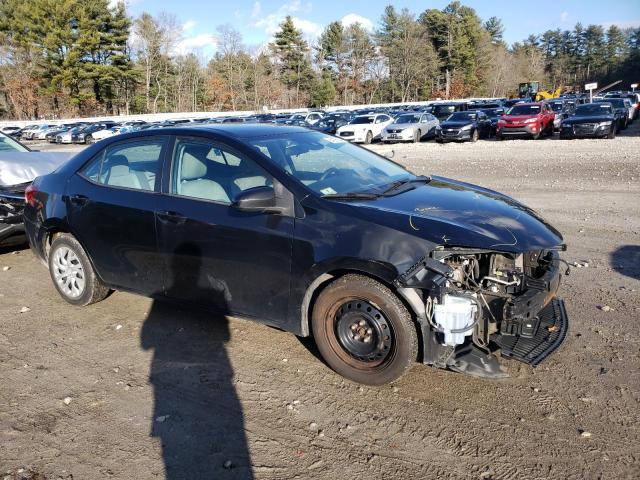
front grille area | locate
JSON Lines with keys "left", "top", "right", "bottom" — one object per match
{"left": 339, "top": 131, "right": 354, "bottom": 137}
{"left": 443, "top": 129, "right": 460, "bottom": 136}
{"left": 573, "top": 123, "right": 597, "bottom": 134}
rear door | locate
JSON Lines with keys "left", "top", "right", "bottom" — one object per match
{"left": 155, "top": 135, "right": 294, "bottom": 321}
{"left": 66, "top": 136, "right": 169, "bottom": 294}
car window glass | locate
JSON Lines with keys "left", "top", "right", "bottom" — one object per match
{"left": 80, "top": 138, "right": 164, "bottom": 191}
{"left": 172, "top": 137, "right": 272, "bottom": 204}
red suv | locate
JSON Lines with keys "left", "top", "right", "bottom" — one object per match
{"left": 496, "top": 102, "right": 555, "bottom": 140}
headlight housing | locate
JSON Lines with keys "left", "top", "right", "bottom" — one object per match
{"left": 523, "top": 117, "right": 538, "bottom": 124}
{"left": 598, "top": 121, "right": 612, "bottom": 127}
{"left": 460, "top": 124, "right": 472, "bottom": 131}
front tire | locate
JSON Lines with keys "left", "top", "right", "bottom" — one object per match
{"left": 86, "top": 135, "right": 95, "bottom": 144}
{"left": 311, "top": 274, "right": 418, "bottom": 385}
{"left": 48, "top": 233, "right": 109, "bottom": 306}
{"left": 607, "top": 127, "right": 616, "bottom": 139}
{"left": 470, "top": 129, "right": 479, "bottom": 142}
{"left": 364, "top": 131, "right": 373, "bottom": 144}
{"left": 413, "top": 130, "right": 421, "bottom": 143}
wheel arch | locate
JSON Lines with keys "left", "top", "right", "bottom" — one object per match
{"left": 298, "top": 261, "right": 420, "bottom": 338}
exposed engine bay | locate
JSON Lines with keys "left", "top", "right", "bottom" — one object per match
{"left": 0, "top": 182, "right": 28, "bottom": 244}
{"left": 396, "top": 246, "right": 569, "bottom": 378}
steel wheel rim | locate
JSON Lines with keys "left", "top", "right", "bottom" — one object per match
{"left": 52, "top": 247, "right": 85, "bottom": 298}
{"left": 332, "top": 299, "right": 394, "bottom": 366}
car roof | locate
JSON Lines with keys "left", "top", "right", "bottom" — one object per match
{"left": 117, "top": 124, "right": 312, "bottom": 141}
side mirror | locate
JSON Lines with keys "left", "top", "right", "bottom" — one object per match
{"left": 232, "top": 186, "right": 283, "bottom": 214}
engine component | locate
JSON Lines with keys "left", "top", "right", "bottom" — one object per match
{"left": 433, "top": 294, "right": 478, "bottom": 346}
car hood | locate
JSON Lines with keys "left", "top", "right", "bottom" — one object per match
{"left": 0, "top": 151, "right": 72, "bottom": 186}
{"left": 345, "top": 176, "right": 563, "bottom": 253}
{"left": 387, "top": 123, "right": 418, "bottom": 129}
{"left": 439, "top": 120, "right": 473, "bottom": 128}
{"left": 502, "top": 114, "right": 538, "bottom": 122}
{"left": 564, "top": 114, "right": 614, "bottom": 124}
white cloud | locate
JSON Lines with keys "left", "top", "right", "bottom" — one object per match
{"left": 560, "top": 11, "right": 569, "bottom": 23}
{"left": 601, "top": 19, "right": 640, "bottom": 29}
{"left": 253, "top": 0, "right": 320, "bottom": 40}
{"left": 175, "top": 33, "right": 217, "bottom": 56}
{"left": 251, "top": 1, "right": 262, "bottom": 19}
{"left": 182, "top": 20, "right": 197, "bottom": 33}
{"left": 341, "top": 13, "right": 374, "bottom": 31}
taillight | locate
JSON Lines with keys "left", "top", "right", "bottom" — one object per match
{"left": 25, "top": 184, "right": 38, "bottom": 206}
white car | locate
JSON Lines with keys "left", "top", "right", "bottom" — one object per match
{"left": 22, "top": 124, "right": 52, "bottom": 140}
{"left": 90, "top": 126, "right": 133, "bottom": 143}
{"left": 0, "top": 126, "right": 21, "bottom": 135}
{"left": 287, "top": 111, "right": 325, "bottom": 125}
{"left": 381, "top": 112, "right": 439, "bottom": 143}
{"left": 34, "top": 125, "right": 62, "bottom": 140}
{"left": 336, "top": 114, "right": 394, "bottom": 144}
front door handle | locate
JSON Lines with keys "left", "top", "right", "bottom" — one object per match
{"left": 157, "top": 210, "right": 187, "bottom": 224}
{"left": 70, "top": 194, "right": 88, "bottom": 206}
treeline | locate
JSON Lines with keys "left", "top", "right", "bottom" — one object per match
{"left": 0, "top": 0, "right": 638, "bottom": 120}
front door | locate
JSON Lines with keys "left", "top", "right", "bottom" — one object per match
{"left": 156, "top": 135, "right": 294, "bottom": 322}
{"left": 66, "top": 136, "right": 169, "bottom": 294}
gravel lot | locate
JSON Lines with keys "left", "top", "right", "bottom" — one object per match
{"left": 1, "top": 126, "right": 639, "bottom": 479}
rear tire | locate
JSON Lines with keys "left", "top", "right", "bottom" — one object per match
{"left": 311, "top": 274, "right": 418, "bottom": 385}
{"left": 48, "top": 233, "right": 109, "bottom": 306}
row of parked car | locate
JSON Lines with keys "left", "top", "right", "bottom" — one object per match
{"left": 2, "top": 91, "right": 638, "bottom": 147}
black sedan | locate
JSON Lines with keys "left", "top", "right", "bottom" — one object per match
{"left": 435, "top": 111, "right": 492, "bottom": 142}
{"left": 478, "top": 107, "right": 505, "bottom": 135}
{"left": 560, "top": 103, "right": 617, "bottom": 139}
{"left": 24, "top": 125, "right": 570, "bottom": 384}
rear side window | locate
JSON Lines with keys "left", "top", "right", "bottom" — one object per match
{"left": 80, "top": 138, "right": 166, "bottom": 192}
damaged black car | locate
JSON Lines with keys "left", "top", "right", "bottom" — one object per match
{"left": 0, "top": 134, "right": 70, "bottom": 246}
{"left": 24, "top": 125, "right": 569, "bottom": 385}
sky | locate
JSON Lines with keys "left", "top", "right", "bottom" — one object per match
{"left": 119, "top": 0, "right": 640, "bottom": 57}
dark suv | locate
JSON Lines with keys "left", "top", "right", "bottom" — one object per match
{"left": 24, "top": 125, "right": 570, "bottom": 385}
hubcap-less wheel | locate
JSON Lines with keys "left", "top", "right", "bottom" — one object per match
{"left": 52, "top": 246, "right": 85, "bottom": 298}
{"left": 335, "top": 300, "right": 393, "bottom": 365}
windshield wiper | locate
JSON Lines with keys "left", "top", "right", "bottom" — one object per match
{"left": 381, "top": 175, "right": 431, "bottom": 195}
{"left": 322, "top": 192, "right": 380, "bottom": 200}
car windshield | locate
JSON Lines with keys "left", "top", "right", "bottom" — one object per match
{"left": 601, "top": 99, "right": 624, "bottom": 108}
{"left": 289, "top": 114, "right": 306, "bottom": 121}
{"left": 577, "top": 104, "right": 612, "bottom": 115}
{"left": 507, "top": 105, "right": 540, "bottom": 115}
{"left": 350, "top": 116, "right": 375, "bottom": 125}
{"left": 549, "top": 103, "right": 564, "bottom": 112}
{"left": 249, "top": 131, "right": 414, "bottom": 196}
{"left": 447, "top": 112, "right": 476, "bottom": 121}
{"left": 394, "top": 114, "right": 420, "bottom": 124}
{"left": 481, "top": 108, "right": 503, "bottom": 117}
{"left": 433, "top": 105, "right": 456, "bottom": 115}
{"left": 0, "top": 132, "right": 30, "bottom": 152}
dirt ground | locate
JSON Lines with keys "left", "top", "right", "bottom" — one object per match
{"left": 1, "top": 125, "right": 639, "bottom": 480}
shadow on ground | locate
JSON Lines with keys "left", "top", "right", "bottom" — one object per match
{"left": 141, "top": 243, "right": 253, "bottom": 479}
{"left": 610, "top": 245, "right": 640, "bottom": 281}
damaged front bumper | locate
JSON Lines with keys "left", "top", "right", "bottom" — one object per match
{"left": 395, "top": 248, "right": 569, "bottom": 378}
{"left": 0, "top": 183, "right": 27, "bottom": 244}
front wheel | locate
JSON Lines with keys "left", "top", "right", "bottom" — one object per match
{"left": 311, "top": 274, "right": 418, "bottom": 385}
{"left": 470, "top": 129, "right": 479, "bottom": 142}
{"left": 607, "top": 127, "right": 616, "bottom": 139}
{"left": 413, "top": 130, "right": 421, "bottom": 143}
{"left": 85, "top": 135, "right": 95, "bottom": 144}
{"left": 364, "top": 130, "right": 373, "bottom": 144}
{"left": 48, "top": 233, "right": 109, "bottom": 306}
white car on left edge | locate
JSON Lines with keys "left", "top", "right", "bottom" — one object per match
{"left": 336, "top": 114, "right": 394, "bottom": 144}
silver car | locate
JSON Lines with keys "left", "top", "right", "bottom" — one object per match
{"left": 381, "top": 112, "right": 439, "bottom": 143}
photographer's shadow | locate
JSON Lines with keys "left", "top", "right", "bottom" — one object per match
{"left": 140, "top": 243, "right": 253, "bottom": 479}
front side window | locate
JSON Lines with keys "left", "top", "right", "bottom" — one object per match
{"left": 171, "top": 137, "right": 272, "bottom": 204}
{"left": 80, "top": 138, "right": 165, "bottom": 191}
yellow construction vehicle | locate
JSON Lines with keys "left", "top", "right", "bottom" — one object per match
{"left": 518, "top": 82, "right": 562, "bottom": 101}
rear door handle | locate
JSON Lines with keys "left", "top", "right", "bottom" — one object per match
{"left": 70, "top": 194, "right": 88, "bottom": 206}
{"left": 157, "top": 210, "right": 187, "bottom": 224}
